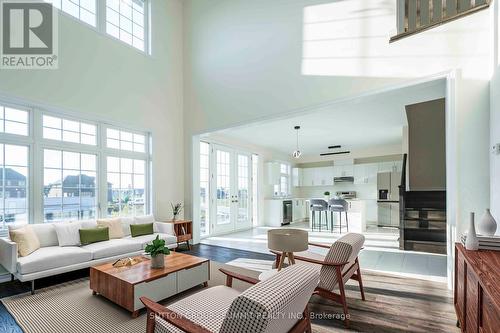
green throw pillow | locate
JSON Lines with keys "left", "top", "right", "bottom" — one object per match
{"left": 79, "top": 227, "right": 109, "bottom": 245}
{"left": 130, "top": 223, "right": 154, "bottom": 237}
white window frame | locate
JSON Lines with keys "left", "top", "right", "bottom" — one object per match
{"left": 103, "top": 0, "right": 150, "bottom": 53}
{"left": 105, "top": 125, "right": 147, "bottom": 153}
{"left": 274, "top": 162, "right": 291, "bottom": 197}
{"left": 44, "top": 0, "right": 98, "bottom": 28}
{"left": 42, "top": 113, "right": 98, "bottom": 146}
{"left": 0, "top": 98, "right": 153, "bottom": 232}
{"left": 101, "top": 124, "right": 151, "bottom": 218}
{"left": 41, "top": 147, "right": 99, "bottom": 222}
{"left": 45, "top": 0, "right": 151, "bottom": 54}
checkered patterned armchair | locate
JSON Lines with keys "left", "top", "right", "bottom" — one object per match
{"left": 291, "top": 233, "right": 366, "bottom": 328}
{"left": 141, "top": 264, "right": 320, "bottom": 333}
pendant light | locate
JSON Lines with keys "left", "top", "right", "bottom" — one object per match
{"left": 292, "top": 126, "right": 302, "bottom": 159}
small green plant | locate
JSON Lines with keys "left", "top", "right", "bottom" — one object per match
{"left": 171, "top": 202, "right": 183, "bottom": 218}
{"left": 324, "top": 191, "right": 330, "bottom": 196}
{"left": 144, "top": 235, "right": 170, "bottom": 257}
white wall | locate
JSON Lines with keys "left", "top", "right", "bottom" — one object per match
{"left": 184, "top": 0, "right": 491, "bottom": 240}
{"left": 0, "top": 0, "right": 185, "bottom": 222}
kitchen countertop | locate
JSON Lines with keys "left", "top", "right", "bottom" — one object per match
{"left": 265, "top": 197, "right": 377, "bottom": 201}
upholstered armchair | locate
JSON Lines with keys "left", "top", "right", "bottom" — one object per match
{"left": 140, "top": 264, "right": 320, "bottom": 333}
{"left": 273, "top": 233, "right": 366, "bottom": 328}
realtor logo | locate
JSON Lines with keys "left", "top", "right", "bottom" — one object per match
{"left": 1, "top": 0, "right": 58, "bottom": 69}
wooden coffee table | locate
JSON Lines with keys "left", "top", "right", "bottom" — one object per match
{"left": 90, "top": 252, "right": 210, "bottom": 317}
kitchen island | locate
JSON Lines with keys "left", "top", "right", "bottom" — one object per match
{"left": 308, "top": 199, "right": 367, "bottom": 233}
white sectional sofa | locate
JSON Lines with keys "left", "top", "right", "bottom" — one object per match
{"left": 0, "top": 215, "right": 178, "bottom": 293}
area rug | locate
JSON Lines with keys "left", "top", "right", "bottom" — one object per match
{"left": 2, "top": 260, "right": 459, "bottom": 333}
{"left": 2, "top": 261, "right": 322, "bottom": 333}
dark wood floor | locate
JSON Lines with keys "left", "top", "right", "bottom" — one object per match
{"left": 0, "top": 244, "right": 274, "bottom": 333}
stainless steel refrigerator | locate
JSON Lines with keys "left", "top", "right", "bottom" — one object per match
{"left": 377, "top": 172, "right": 401, "bottom": 228}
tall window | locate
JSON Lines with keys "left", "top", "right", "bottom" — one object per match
{"left": 0, "top": 99, "right": 153, "bottom": 233}
{"left": 45, "top": 0, "right": 97, "bottom": 26}
{"left": 0, "top": 145, "right": 28, "bottom": 228}
{"left": 274, "top": 163, "right": 290, "bottom": 197}
{"left": 0, "top": 106, "right": 28, "bottom": 136}
{"left": 43, "top": 149, "right": 97, "bottom": 221}
{"left": 106, "top": 0, "right": 147, "bottom": 51}
{"left": 106, "top": 157, "right": 146, "bottom": 217}
{"left": 199, "top": 142, "right": 210, "bottom": 237}
{"left": 45, "top": 0, "right": 149, "bottom": 52}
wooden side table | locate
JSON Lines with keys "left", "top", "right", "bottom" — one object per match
{"left": 166, "top": 220, "right": 192, "bottom": 250}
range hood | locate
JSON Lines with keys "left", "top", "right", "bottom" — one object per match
{"left": 334, "top": 176, "right": 354, "bottom": 183}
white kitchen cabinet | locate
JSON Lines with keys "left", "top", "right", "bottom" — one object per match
{"left": 378, "top": 162, "right": 393, "bottom": 173}
{"left": 332, "top": 165, "right": 342, "bottom": 178}
{"left": 264, "top": 199, "right": 283, "bottom": 227}
{"left": 333, "top": 165, "right": 353, "bottom": 178}
{"left": 315, "top": 167, "right": 334, "bottom": 186}
{"left": 302, "top": 168, "right": 315, "bottom": 186}
{"left": 353, "top": 163, "right": 378, "bottom": 184}
{"left": 341, "top": 165, "right": 354, "bottom": 177}
{"left": 394, "top": 160, "right": 403, "bottom": 172}
{"left": 301, "top": 167, "right": 333, "bottom": 186}
{"left": 292, "top": 199, "right": 307, "bottom": 221}
{"left": 266, "top": 162, "right": 280, "bottom": 185}
{"left": 353, "top": 164, "right": 365, "bottom": 184}
{"left": 292, "top": 168, "right": 303, "bottom": 187}
{"left": 365, "top": 163, "right": 379, "bottom": 184}
{"left": 378, "top": 161, "right": 403, "bottom": 173}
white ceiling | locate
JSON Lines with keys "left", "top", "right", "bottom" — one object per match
{"left": 210, "top": 80, "right": 446, "bottom": 158}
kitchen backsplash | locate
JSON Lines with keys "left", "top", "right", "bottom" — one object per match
{"left": 296, "top": 183, "right": 377, "bottom": 200}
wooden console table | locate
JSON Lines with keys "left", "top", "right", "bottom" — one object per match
{"left": 454, "top": 243, "right": 500, "bottom": 332}
{"left": 166, "top": 219, "right": 192, "bottom": 250}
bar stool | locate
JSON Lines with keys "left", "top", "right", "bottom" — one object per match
{"left": 310, "top": 199, "right": 329, "bottom": 232}
{"left": 328, "top": 199, "right": 349, "bottom": 233}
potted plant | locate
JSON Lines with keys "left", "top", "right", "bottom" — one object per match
{"left": 324, "top": 191, "right": 331, "bottom": 201}
{"left": 171, "top": 202, "right": 183, "bottom": 221}
{"left": 145, "top": 235, "right": 170, "bottom": 268}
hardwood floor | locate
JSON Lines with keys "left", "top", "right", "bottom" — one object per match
{"left": 310, "top": 270, "right": 458, "bottom": 332}
{"left": 0, "top": 244, "right": 457, "bottom": 333}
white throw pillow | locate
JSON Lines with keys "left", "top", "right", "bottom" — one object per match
{"left": 97, "top": 218, "right": 124, "bottom": 239}
{"left": 9, "top": 225, "right": 40, "bottom": 257}
{"left": 120, "top": 217, "right": 134, "bottom": 237}
{"left": 54, "top": 222, "right": 81, "bottom": 247}
{"left": 8, "top": 223, "right": 58, "bottom": 247}
{"left": 134, "top": 215, "right": 155, "bottom": 225}
{"left": 80, "top": 219, "right": 97, "bottom": 229}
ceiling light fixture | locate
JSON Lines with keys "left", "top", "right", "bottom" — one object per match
{"left": 292, "top": 126, "right": 302, "bottom": 159}
{"left": 320, "top": 151, "right": 351, "bottom": 156}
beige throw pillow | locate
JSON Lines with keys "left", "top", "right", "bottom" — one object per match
{"left": 9, "top": 225, "right": 40, "bottom": 257}
{"left": 97, "top": 218, "right": 124, "bottom": 239}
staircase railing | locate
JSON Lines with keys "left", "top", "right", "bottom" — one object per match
{"left": 392, "top": 0, "right": 491, "bottom": 42}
